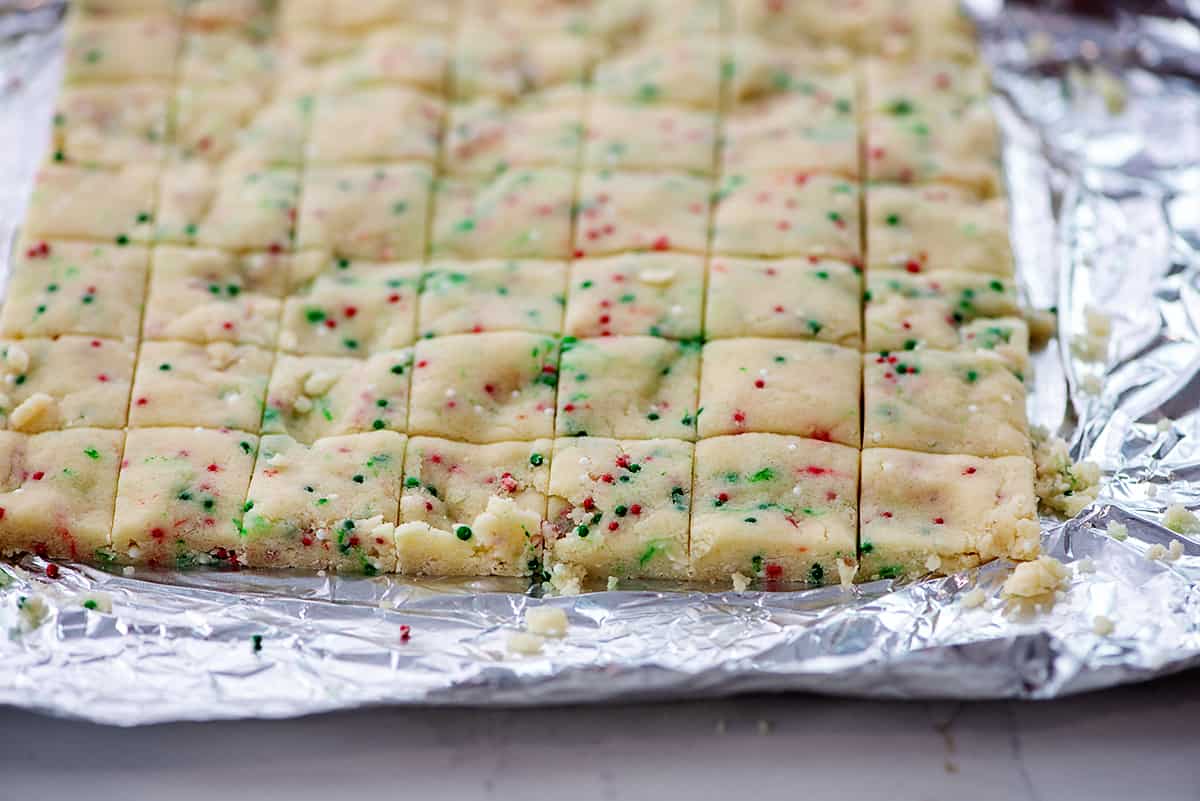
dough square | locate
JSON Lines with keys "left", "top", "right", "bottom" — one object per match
{"left": 396, "top": 437, "right": 550, "bottom": 576}
{"left": 864, "top": 349, "right": 1030, "bottom": 458}
{"left": 170, "top": 86, "right": 310, "bottom": 168}
{"left": 52, "top": 83, "right": 170, "bottom": 167}
{"left": 563, "top": 252, "right": 704, "bottom": 340}
{"left": 866, "top": 105, "right": 1003, "bottom": 197}
{"left": 143, "top": 246, "right": 287, "bottom": 347}
{"left": 442, "top": 87, "right": 585, "bottom": 177}
{"left": 280, "top": 262, "right": 420, "bottom": 356}
{"left": 280, "top": 0, "right": 453, "bottom": 33}
{"left": 698, "top": 338, "right": 860, "bottom": 446}
{"left": 865, "top": 59, "right": 992, "bottom": 119}
{"left": 711, "top": 171, "right": 861, "bottom": 260}
{"left": 451, "top": 21, "right": 595, "bottom": 102}
{"left": 63, "top": 11, "right": 180, "bottom": 83}
{"left": 128, "top": 341, "right": 272, "bottom": 432}
{"left": 689, "top": 433, "right": 858, "bottom": 585}
{"left": 156, "top": 162, "right": 300, "bottom": 251}
{"left": 408, "top": 332, "right": 560, "bottom": 443}
{"left": 262, "top": 350, "right": 414, "bottom": 443}
{"left": 864, "top": 271, "right": 1022, "bottom": 353}
{"left": 583, "top": 102, "right": 718, "bottom": 175}
{"left": 242, "top": 431, "right": 406, "bottom": 572}
{"left": 308, "top": 87, "right": 444, "bottom": 165}
{"left": 0, "top": 337, "right": 134, "bottom": 432}
{"left": 418, "top": 259, "right": 567, "bottom": 337}
{"left": 546, "top": 436, "right": 693, "bottom": 580}
{"left": 866, "top": 183, "right": 1013, "bottom": 276}
{"left": 23, "top": 162, "right": 159, "bottom": 244}
{"left": 112, "top": 427, "right": 259, "bottom": 567}
{"left": 859, "top": 448, "right": 1039, "bottom": 582}
{"left": 959, "top": 317, "right": 1031, "bottom": 378}
{"left": 0, "top": 429, "right": 124, "bottom": 561}
{"left": 177, "top": 28, "right": 279, "bottom": 93}
{"left": 591, "top": 37, "right": 722, "bottom": 110}
{"left": 430, "top": 168, "right": 575, "bottom": 260}
{"left": 723, "top": 35, "right": 854, "bottom": 107}
{"left": 721, "top": 95, "right": 858, "bottom": 177}
{"left": 574, "top": 170, "right": 711, "bottom": 257}
{"left": 556, "top": 336, "right": 701, "bottom": 440}
{"left": 0, "top": 239, "right": 148, "bottom": 340}
{"left": 704, "top": 256, "right": 861, "bottom": 347}
{"left": 296, "top": 163, "right": 433, "bottom": 261}
{"left": 310, "top": 26, "right": 450, "bottom": 95}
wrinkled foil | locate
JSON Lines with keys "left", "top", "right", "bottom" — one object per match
{"left": 3, "top": 2, "right": 1200, "bottom": 724}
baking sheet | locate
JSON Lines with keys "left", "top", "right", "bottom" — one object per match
{"left": 2, "top": 1, "right": 1200, "bottom": 724}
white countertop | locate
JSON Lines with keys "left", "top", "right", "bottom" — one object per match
{"left": 3, "top": 670, "right": 1199, "bottom": 800}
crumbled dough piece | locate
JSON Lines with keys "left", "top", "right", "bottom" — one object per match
{"left": 1093, "top": 615, "right": 1115, "bottom": 636}
{"left": 8, "top": 393, "right": 61, "bottom": 433}
{"left": 731, "top": 572, "right": 751, "bottom": 592}
{"left": 506, "top": 631, "right": 545, "bottom": 655}
{"left": 1145, "top": 543, "right": 1167, "bottom": 561}
{"left": 1170, "top": 540, "right": 1185, "bottom": 561}
{"left": 961, "top": 588, "right": 987, "bottom": 608}
{"left": 543, "top": 562, "right": 586, "bottom": 596}
{"left": 1163, "top": 504, "right": 1200, "bottom": 535}
{"left": 16, "top": 593, "right": 51, "bottom": 632}
{"left": 606, "top": 576, "right": 619, "bottom": 591}
{"left": 525, "top": 606, "right": 568, "bottom": 638}
{"left": 1157, "top": 418, "right": 1174, "bottom": 433}
{"left": 1032, "top": 427, "right": 1100, "bottom": 517}
{"left": 836, "top": 557, "right": 858, "bottom": 587}
{"left": 1106, "top": 521, "right": 1128, "bottom": 541}
{"left": 1072, "top": 306, "right": 1111, "bottom": 362}
{"left": 1024, "top": 307, "right": 1057, "bottom": 345}
{"left": 1075, "top": 557, "right": 1097, "bottom": 574}
{"left": 1001, "top": 556, "right": 1069, "bottom": 600}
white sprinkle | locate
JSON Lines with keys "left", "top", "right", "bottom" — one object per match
{"left": 606, "top": 576, "right": 619, "bottom": 591}
{"left": 511, "top": 390, "right": 520, "bottom": 398}
{"left": 542, "top": 406, "right": 554, "bottom": 415}
{"left": 126, "top": 546, "right": 141, "bottom": 560}
{"left": 579, "top": 456, "right": 591, "bottom": 465}
{"left": 758, "top": 368, "right": 769, "bottom": 376}
{"left": 786, "top": 442, "right": 797, "bottom": 451}
{"left": 444, "top": 388, "right": 456, "bottom": 398}
{"left": 791, "top": 485, "right": 802, "bottom": 496}
{"left": 122, "top": 566, "right": 135, "bottom": 577}
{"left": 315, "top": 528, "right": 329, "bottom": 542}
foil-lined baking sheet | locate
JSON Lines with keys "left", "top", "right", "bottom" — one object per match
{"left": 2, "top": 1, "right": 1200, "bottom": 724}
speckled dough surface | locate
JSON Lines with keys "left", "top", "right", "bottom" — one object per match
{"left": 4, "top": 0, "right": 1041, "bottom": 585}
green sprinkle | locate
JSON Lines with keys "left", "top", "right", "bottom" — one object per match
{"left": 455, "top": 525, "right": 473, "bottom": 541}
{"left": 886, "top": 213, "right": 901, "bottom": 226}
{"left": 115, "top": 234, "right": 129, "bottom": 246}
{"left": 83, "top": 600, "right": 98, "bottom": 610}
{"left": 83, "top": 447, "right": 100, "bottom": 460}
{"left": 859, "top": 541, "right": 874, "bottom": 554}
{"left": 305, "top": 308, "right": 326, "bottom": 323}
{"left": 575, "top": 524, "right": 589, "bottom": 538}
{"left": 904, "top": 339, "right": 918, "bottom": 350}
{"left": 529, "top": 453, "right": 544, "bottom": 467}
{"left": 878, "top": 565, "right": 902, "bottom": 580}
{"left": 352, "top": 474, "right": 365, "bottom": 484}
{"left": 749, "top": 468, "right": 775, "bottom": 483}
{"left": 405, "top": 476, "right": 420, "bottom": 488}
{"left": 614, "top": 505, "right": 627, "bottom": 517}
{"left": 808, "top": 563, "right": 825, "bottom": 584}
{"left": 251, "top": 634, "right": 263, "bottom": 652}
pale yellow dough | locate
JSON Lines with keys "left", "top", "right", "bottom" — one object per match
{"left": 308, "top": 87, "right": 444, "bottom": 164}
{"left": 704, "top": 257, "right": 860, "bottom": 347}
{"left": 64, "top": 11, "right": 180, "bottom": 84}
{"left": 431, "top": 168, "right": 575, "bottom": 260}
{"left": 451, "top": 21, "right": 596, "bottom": 102}
{"left": 592, "top": 37, "right": 722, "bottom": 110}
{"left": 262, "top": 350, "right": 413, "bottom": 442}
{"left": 396, "top": 437, "right": 550, "bottom": 576}
{"left": 170, "top": 87, "right": 309, "bottom": 167}
{"left": 556, "top": 336, "right": 700, "bottom": 441}
{"left": 296, "top": 163, "right": 432, "bottom": 261}
{"left": 53, "top": 83, "right": 170, "bottom": 167}
{"left": 563, "top": 253, "right": 704, "bottom": 340}
{"left": 689, "top": 434, "right": 858, "bottom": 585}
{"left": 23, "top": 163, "right": 159, "bottom": 244}
{"left": 0, "top": 240, "right": 148, "bottom": 341}
{"left": 242, "top": 431, "right": 406, "bottom": 572}
{"left": 863, "top": 350, "right": 1030, "bottom": 458}
{"left": 112, "top": 427, "right": 258, "bottom": 567}
{"left": 0, "top": 338, "right": 134, "bottom": 432}
{"left": 142, "top": 246, "right": 288, "bottom": 348}
{"left": 408, "top": 333, "right": 559, "bottom": 443}
{"left": 419, "top": 260, "right": 567, "bottom": 337}
{"left": 859, "top": 449, "right": 1040, "bottom": 582}
{"left": 865, "top": 271, "right": 1022, "bottom": 353}
{"left": 0, "top": 428, "right": 124, "bottom": 562}
{"left": 583, "top": 102, "right": 717, "bottom": 175}
{"left": 442, "top": 86, "right": 584, "bottom": 177}
{"left": 698, "top": 339, "right": 861, "bottom": 446}
{"left": 280, "top": 262, "right": 420, "bottom": 356}
{"left": 574, "top": 170, "right": 711, "bottom": 257}
{"left": 547, "top": 437, "right": 693, "bottom": 580}
{"left": 128, "top": 341, "right": 272, "bottom": 432}
{"left": 156, "top": 162, "right": 300, "bottom": 250}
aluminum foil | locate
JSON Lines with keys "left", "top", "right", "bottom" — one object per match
{"left": 3, "top": 2, "right": 1200, "bottom": 724}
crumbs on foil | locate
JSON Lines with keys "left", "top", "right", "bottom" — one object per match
{"left": 2, "top": 2, "right": 1200, "bottom": 722}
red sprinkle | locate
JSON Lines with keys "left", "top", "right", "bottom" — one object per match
{"left": 629, "top": 504, "right": 642, "bottom": 516}
{"left": 765, "top": 563, "right": 783, "bottom": 579}
{"left": 399, "top": 624, "right": 411, "bottom": 643}
{"left": 206, "top": 463, "right": 220, "bottom": 472}
{"left": 963, "top": 466, "right": 977, "bottom": 475}
{"left": 31, "top": 471, "right": 44, "bottom": 481}
{"left": 934, "top": 517, "right": 945, "bottom": 525}
{"left": 650, "top": 235, "right": 670, "bottom": 251}
{"left": 45, "top": 563, "right": 60, "bottom": 579}
{"left": 607, "top": 521, "right": 619, "bottom": 531}
{"left": 754, "top": 379, "right": 765, "bottom": 389}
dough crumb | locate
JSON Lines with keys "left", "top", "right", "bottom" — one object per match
{"left": 756, "top": 720, "right": 773, "bottom": 736}
{"left": 731, "top": 572, "right": 752, "bottom": 592}
{"left": 121, "top": 566, "right": 136, "bottom": 577}
{"left": 1024, "top": 307, "right": 1057, "bottom": 346}
{"left": 1093, "top": 67, "right": 1128, "bottom": 115}
{"left": 961, "top": 588, "right": 987, "bottom": 609}
{"left": 16, "top": 593, "right": 50, "bottom": 630}
{"left": 1032, "top": 426, "right": 1100, "bottom": 517}
{"left": 1080, "top": 374, "right": 1102, "bottom": 395}
{"left": 526, "top": 606, "right": 568, "bottom": 638}
{"left": 1106, "top": 521, "right": 1128, "bottom": 541}
{"left": 543, "top": 562, "right": 585, "bottom": 596}
{"left": 1145, "top": 543, "right": 1167, "bottom": 561}
{"left": 507, "top": 631, "right": 545, "bottom": 655}
{"left": 1168, "top": 540, "right": 1185, "bottom": 561}
{"left": 1071, "top": 306, "right": 1111, "bottom": 362}
{"left": 1002, "top": 556, "right": 1069, "bottom": 600}
{"left": 606, "top": 576, "right": 619, "bottom": 591}
{"left": 1075, "top": 557, "right": 1097, "bottom": 574}
{"left": 9, "top": 392, "right": 60, "bottom": 432}
{"left": 1164, "top": 504, "right": 1199, "bottom": 535}
{"left": 1093, "top": 614, "right": 1115, "bottom": 636}
{"left": 1156, "top": 417, "right": 1173, "bottom": 433}
{"left": 836, "top": 557, "right": 858, "bottom": 588}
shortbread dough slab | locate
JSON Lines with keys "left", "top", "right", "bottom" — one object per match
{"left": 396, "top": 437, "right": 550, "bottom": 576}
{"left": 689, "top": 434, "right": 858, "bottom": 585}
{"left": 242, "top": 431, "right": 406, "bottom": 573}
{"left": 0, "top": 429, "right": 123, "bottom": 562}
{"left": 547, "top": 436, "right": 693, "bottom": 580}
{"left": 859, "top": 448, "right": 1039, "bottom": 582}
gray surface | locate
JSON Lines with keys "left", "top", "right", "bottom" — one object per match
{"left": 3, "top": 672, "right": 1199, "bottom": 801}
